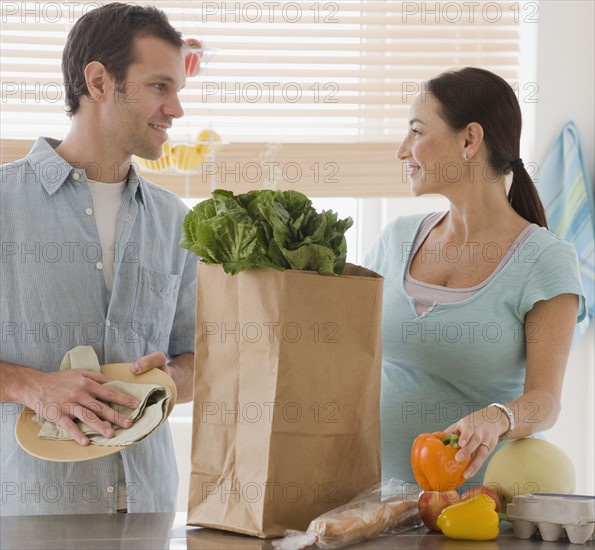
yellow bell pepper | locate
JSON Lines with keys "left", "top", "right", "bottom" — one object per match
{"left": 436, "top": 493, "right": 500, "bottom": 541}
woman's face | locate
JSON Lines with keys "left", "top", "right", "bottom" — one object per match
{"left": 396, "top": 92, "right": 465, "bottom": 196}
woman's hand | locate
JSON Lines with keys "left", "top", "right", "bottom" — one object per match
{"left": 444, "top": 405, "right": 509, "bottom": 479}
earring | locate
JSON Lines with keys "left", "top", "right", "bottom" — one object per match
{"left": 463, "top": 151, "right": 468, "bottom": 161}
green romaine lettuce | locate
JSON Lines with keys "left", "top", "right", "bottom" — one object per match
{"left": 180, "top": 189, "right": 353, "bottom": 275}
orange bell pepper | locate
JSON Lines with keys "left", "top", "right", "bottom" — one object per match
{"left": 411, "top": 432, "right": 472, "bottom": 491}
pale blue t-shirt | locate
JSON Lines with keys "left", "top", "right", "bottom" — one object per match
{"left": 364, "top": 213, "right": 586, "bottom": 491}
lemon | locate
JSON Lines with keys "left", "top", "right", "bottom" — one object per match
{"left": 172, "top": 144, "right": 207, "bottom": 172}
{"left": 196, "top": 129, "right": 222, "bottom": 158}
{"left": 197, "top": 129, "right": 222, "bottom": 143}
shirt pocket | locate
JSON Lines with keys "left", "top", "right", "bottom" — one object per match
{"left": 132, "top": 266, "right": 182, "bottom": 343}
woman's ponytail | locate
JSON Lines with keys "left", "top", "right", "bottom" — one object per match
{"left": 508, "top": 162, "right": 549, "bottom": 228}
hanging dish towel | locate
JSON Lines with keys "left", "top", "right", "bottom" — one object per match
{"left": 537, "top": 121, "right": 595, "bottom": 339}
{"left": 35, "top": 346, "right": 172, "bottom": 446}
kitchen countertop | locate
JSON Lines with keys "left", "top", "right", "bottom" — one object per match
{"left": 1, "top": 512, "right": 593, "bottom": 549}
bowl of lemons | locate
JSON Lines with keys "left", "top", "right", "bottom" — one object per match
{"left": 134, "top": 129, "right": 223, "bottom": 174}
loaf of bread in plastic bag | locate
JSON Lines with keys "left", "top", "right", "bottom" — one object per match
{"left": 273, "top": 480, "right": 422, "bottom": 550}
{"left": 308, "top": 497, "right": 420, "bottom": 548}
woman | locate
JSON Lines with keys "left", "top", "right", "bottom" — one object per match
{"left": 364, "top": 67, "right": 586, "bottom": 491}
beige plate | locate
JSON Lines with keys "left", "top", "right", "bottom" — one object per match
{"left": 15, "top": 363, "right": 177, "bottom": 463}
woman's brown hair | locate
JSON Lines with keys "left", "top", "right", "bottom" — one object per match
{"left": 426, "top": 67, "right": 548, "bottom": 228}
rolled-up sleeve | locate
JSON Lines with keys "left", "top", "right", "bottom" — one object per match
{"left": 168, "top": 249, "right": 198, "bottom": 356}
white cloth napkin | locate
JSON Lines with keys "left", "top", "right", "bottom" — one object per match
{"left": 35, "top": 346, "right": 172, "bottom": 446}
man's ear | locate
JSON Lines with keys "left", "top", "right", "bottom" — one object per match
{"left": 83, "top": 61, "right": 108, "bottom": 103}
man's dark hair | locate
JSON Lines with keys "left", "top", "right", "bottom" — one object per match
{"left": 62, "top": 2, "right": 184, "bottom": 117}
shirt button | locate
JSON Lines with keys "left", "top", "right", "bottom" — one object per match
{"left": 72, "top": 172, "right": 80, "bottom": 181}
{"left": 96, "top": 262, "right": 103, "bottom": 270}
{"left": 421, "top": 312, "right": 427, "bottom": 317}
{"left": 106, "top": 319, "right": 111, "bottom": 327}
{"left": 106, "top": 486, "right": 114, "bottom": 493}
{"left": 126, "top": 213, "right": 132, "bottom": 222}
{"left": 85, "top": 208, "right": 93, "bottom": 215}
{"left": 428, "top": 306, "right": 434, "bottom": 312}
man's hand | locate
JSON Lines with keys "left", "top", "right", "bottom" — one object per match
{"left": 130, "top": 351, "right": 194, "bottom": 403}
{"left": 130, "top": 351, "right": 170, "bottom": 376}
{"left": 24, "top": 369, "right": 140, "bottom": 446}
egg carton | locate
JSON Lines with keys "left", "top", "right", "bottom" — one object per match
{"left": 506, "top": 493, "right": 595, "bottom": 545}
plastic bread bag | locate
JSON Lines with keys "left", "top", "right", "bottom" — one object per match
{"left": 272, "top": 479, "right": 422, "bottom": 549}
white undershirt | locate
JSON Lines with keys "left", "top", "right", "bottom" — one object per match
{"left": 86, "top": 178, "right": 126, "bottom": 299}
{"left": 86, "top": 178, "right": 128, "bottom": 510}
{"left": 87, "top": 180, "right": 127, "bottom": 510}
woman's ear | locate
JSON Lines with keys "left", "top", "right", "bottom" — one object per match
{"left": 83, "top": 61, "right": 107, "bottom": 103}
{"left": 463, "top": 122, "right": 484, "bottom": 159}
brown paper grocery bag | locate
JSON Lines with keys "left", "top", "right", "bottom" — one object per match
{"left": 187, "top": 263, "right": 383, "bottom": 538}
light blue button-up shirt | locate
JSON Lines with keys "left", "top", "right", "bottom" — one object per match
{"left": 0, "top": 137, "right": 197, "bottom": 515}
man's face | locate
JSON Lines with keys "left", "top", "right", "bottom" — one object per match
{"left": 105, "top": 35, "right": 186, "bottom": 161}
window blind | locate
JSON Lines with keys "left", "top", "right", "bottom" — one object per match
{"left": 1, "top": 0, "right": 526, "bottom": 196}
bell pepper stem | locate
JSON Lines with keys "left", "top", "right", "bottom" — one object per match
{"left": 442, "top": 433, "right": 461, "bottom": 448}
{"left": 498, "top": 512, "right": 508, "bottom": 522}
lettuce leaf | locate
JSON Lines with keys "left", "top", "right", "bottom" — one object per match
{"left": 180, "top": 189, "right": 353, "bottom": 275}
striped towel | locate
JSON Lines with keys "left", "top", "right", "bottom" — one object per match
{"left": 537, "top": 121, "right": 594, "bottom": 340}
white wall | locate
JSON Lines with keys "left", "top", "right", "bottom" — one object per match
{"left": 533, "top": 0, "right": 595, "bottom": 495}
{"left": 171, "top": 418, "right": 193, "bottom": 513}
{"left": 532, "top": 1, "right": 594, "bottom": 187}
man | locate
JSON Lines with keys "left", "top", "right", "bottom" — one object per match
{"left": 0, "top": 4, "right": 196, "bottom": 514}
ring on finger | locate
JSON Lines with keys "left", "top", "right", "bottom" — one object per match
{"left": 479, "top": 442, "right": 490, "bottom": 452}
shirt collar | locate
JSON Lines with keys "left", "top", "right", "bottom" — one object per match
{"left": 126, "top": 164, "right": 147, "bottom": 206}
{"left": 26, "top": 137, "right": 146, "bottom": 205}
{"left": 26, "top": 137, "right": 72, "bottom": 195}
